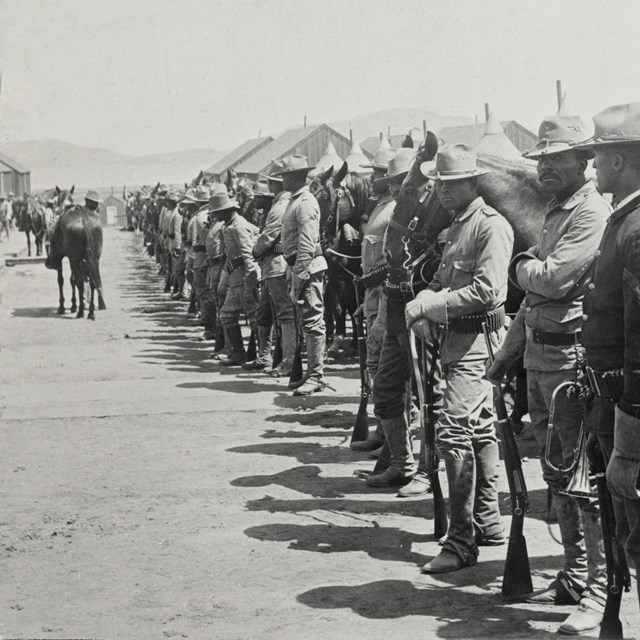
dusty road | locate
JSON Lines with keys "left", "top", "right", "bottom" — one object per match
{"left": 0, "top": 228, "right": 637, "bottom": 640}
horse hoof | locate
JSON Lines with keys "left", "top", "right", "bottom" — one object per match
{"left": 70, "top": 305, "right": 77, "bottom": 313}
{"left": 57, "top": 307, "right": 65, "bottom": 315}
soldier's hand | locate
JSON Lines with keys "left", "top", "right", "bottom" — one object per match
{"left": 172, "top": 249, "right": 181, "bottom": 259}
{"left": 353, "top": 303, "right": 364, "bottom": 319}
{"left": 486, "top": 352, "right": 510, "bottom": 386}
{"left": 409, "top": 318, "right": 432, "bottom": 342}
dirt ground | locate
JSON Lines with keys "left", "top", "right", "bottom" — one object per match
{"left": 0, "top": 228, "right": 637, "bottom": 640}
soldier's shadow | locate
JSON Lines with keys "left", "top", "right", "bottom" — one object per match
{"left": 296, "top": 578, "right": 566, "bottom": 638}
{"left": 265, "top": 408, "right": 355, "bottom": 430}
{"left": 227, "top": 443, "right": 361, "bottom": 466}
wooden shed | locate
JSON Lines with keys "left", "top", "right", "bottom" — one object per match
{"left": 102, "top": 194, "right": 127, "bottom": 226}
{"left": 234, "top": 124, "right": 360, "bottom": 181}
{"left": 205, "top": 136, "right": 274, "bottom": 181}
{"left": 0, "top": 150, "right": 31, "bottom": 196}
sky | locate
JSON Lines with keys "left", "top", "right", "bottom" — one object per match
{"left": 1, "top": 0, "right": 640, "bottom": 156}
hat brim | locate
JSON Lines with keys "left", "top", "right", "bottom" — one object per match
{"left": 425, "top": 168, "right": 490, "bottom": 181}
{"left": 573, "top": 136, "right": 640, "bottom": 151}
{"left": 273, "top": 166, "right": 315, "bottom": 177}
{"left": 85, "top": 196, "right": 103, "bottom": 203}
{"left": 524, "top": 142, "right": 594, "bottom": 160}
{"left": 373, "top": 174, "right": 391, "bottom": 185}
{"left": 361, "top": 162, "right": 388, "bottom": 170}
{"left": 210, "top": 202, "right": 240, "bottom": 214}
{"left": 386, "top": 170, "right": 409, "bottom": 182}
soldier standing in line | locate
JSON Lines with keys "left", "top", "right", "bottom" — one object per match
{"left": 167, "top": 191, "right": 185, "bottom": 298}
{"left": 211, "top": 185, "right": 259, "bottom": 366}
{"left": 405, "top": 144, "right": 512, "bottom": 573}
{"left": 488, "top": 107, "right": 610, "bottom": 635}
{"left": 0, "top": 194, "right": 10, "bottom": 240}
{"left": 190, "top": 186, "right": 215, "bottom": 334}
{"left": 279, "top": 155, "right": 328, "bottom": 396}
{"left": 349, "top": 145, "right": 395, "bottom": 452}
{"left": 249, "top": 173, "right": 294, "bottom": 374}
{"left": 576, "top": 102, "right": 640, "bottom": 616}
{"left": 205, "top": 192, "right": 227, "bottom": 355}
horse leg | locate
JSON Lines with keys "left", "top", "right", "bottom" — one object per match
{"left": 94, "top": 264, "right": 106, "bottom": 310}
{"left": 70, "top": 273, "right": 77, "bottom": 314}
{"left": 75, "top": 274, "right": 85, "bottom": 318}
{"left": 26, "top": 230, "right": 31, "bottom": 257}
{"left": 57, "top": 266, "right": 65, "bottom": 314}
{"left": 87, "top": 280, "right": 96, "bottom": 320}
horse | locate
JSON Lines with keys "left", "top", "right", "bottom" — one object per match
{"left": 309, "top": 161, "right": 372, "bottom": 354}
{"left": 47, "top": 186, "right": 106, "bottom": 319}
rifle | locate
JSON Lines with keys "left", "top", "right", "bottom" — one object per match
{"left": 288, "top": 303, "right": 304, "bottom": 388}
{"left": 409, "top": 329, "right": 448, "bottom": 538}
{"left": 482, "top": 322, "right": 533, "bottom": 600}
{"left": 247, "top": 328, "right": 257, "bottom": 362}
{"left": 590, "top": 439, "right": 630, "bottom": 640}
{"left": 270, "top": 296, "right": 283, "bottom": 369}
{"left": 351, "top": 282, "right": 370, "bottom": 445}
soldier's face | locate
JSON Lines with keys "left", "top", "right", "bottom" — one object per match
{"left": 435, "top": 178, "right": 477, "bottom": 213}
{"left": 537, "top": 151, "right": 586, "bottom": 198}
{"left": 593, "top": 149, "right": 616, "bottom": 194}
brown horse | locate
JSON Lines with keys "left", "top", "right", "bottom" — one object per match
{"left": 46, "top": 186, "right": 106, "bottom": 319}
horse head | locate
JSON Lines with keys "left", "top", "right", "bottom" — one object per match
{"left": 384, "top": 131, "right": 448, "bottom": 288}
{"left": 309, "top": 160, "right": 348, "bottom": 246}
{"left": 54, "top": 185, "right": 75, "bottom": 215}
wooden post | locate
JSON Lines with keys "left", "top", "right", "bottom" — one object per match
{"left": 556, "top": 80, "right": 563, "bottom": 110}
{"left": 349, "top": 129, "right": 353, "bottom": 143}
{"left": 484, "top": 103, "right": 490, "bottom": 122}
{"left": 303, "top": 115, "right": 307, "bottom": 128}
{"left": 379, "top": 131, "right": 383, "bottom": 140}
{"left": 258, "top": 128, "right": 261, "bottom": 139}
{"left": 387, "top": 124, "right": 391, "bottom": 138}
{"left": 422, "top": 119, "right": 427, "bottom": 137}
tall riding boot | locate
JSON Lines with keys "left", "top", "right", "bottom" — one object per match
{"left": 472, "top": 438, "right": 505, "bottom": 545}
{"left": 555, "top": 494, "right": 588, "bottom": 591}
{"left": 351, "top": 419, "right": 385, "bottom": 452}
{"left": 423, "top": 455, "right": 477, "bottom": 573}
{"left": 293, "top": 333, "right": 325, "bottom": 395}
{"left": 218, "top": 325, "right": 246, "bottom": 366}
{"left": 243, "top": 325, "right": 273, "bottom": 371}
{"left": 366, "top": 415, "right": 416, "bottom": 487}
{"left": 270, "top": 322, "right": 296, "bottom": 377}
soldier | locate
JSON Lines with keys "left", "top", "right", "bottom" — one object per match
{"left": 487, "top": 107, "right": 610, "bottom": 634}
{"left": 575, "top": 103, "right": 640, "bottom": 615}
{"left": 211, "top": 185, "right": 259, "bottom": 366}
{"left": 366, "top": 148, "right": 425, "bottom": 489}
{"left": 278, "top": 155, "right": 328, "bottom": 396}
{"left": 249, "top": 174, "right": 294, "bottom": 374}
{"left": 0, "top": 194, "right": 10, "bottom": 240}
{"left": 189, "top": 187, "right": 215, "bottom": 331}
{"left": 349, "top": 147, "right": 395, "bottom": 453}
{"left": 205, "top": 192, "right": 227, "bottom": 356}
{"left": 405, "top": 144, "right": 513, "bottom": 573}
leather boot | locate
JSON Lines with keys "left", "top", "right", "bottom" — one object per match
{"left": 293, "top": 333, "right": 325, "bottom": 396}
{"left": 423, "top": 455, "right": 477, "bottom": 571}
{"left": 366, "top": 416, "right": 416, "bottom": 487}
{"left": 558, "top": 601, "right": 603, "bottom": 636}
{"left": 243, "top": 325, "right": 273, "bottom": 371}
{"left": 270, "top": 322, "right": 295, "bottom": 378}
{"left": 472, "top": 438, "right": 505, "bottom": 544}
{"left": 555, "top": 493, "right": 588, "bottom": 590}
{"left": 217, "top": 325, "right": 246, "bottom": 366}
{"left": 350, "top": 423, "right": 384, "bottom": 452}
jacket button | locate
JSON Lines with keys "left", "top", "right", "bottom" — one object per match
{"left": 526, "top": 306, "right": 531, "bottom": 312}
{"left": 441, "top": 263, "right": 446, "bottom": 268}
{"left": 588, "top": 283, "right": 595, "bottom": 290}
{"left": 582, "top": 314, "right": 589, "bottom": 321}
{"left": 543, "top": 228, "right": 548, "bottom": 234}
{"left": 595, "top": 249, "right": 601, "bottom": 257}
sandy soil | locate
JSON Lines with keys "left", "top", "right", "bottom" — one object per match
{"left": 0, "top": 228, "right": 637, "bottom": 640}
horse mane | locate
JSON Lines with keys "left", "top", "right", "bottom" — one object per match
{"left": 344, "top": 172, "right": 372, "bottom": 229}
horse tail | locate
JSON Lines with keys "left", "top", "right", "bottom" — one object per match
{"left": 81, "top": 215, "right": 107, "bottom": 310}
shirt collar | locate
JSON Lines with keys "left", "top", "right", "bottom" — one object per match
{"left": 613, "top": 188, "right": 640, "bottom": 213}
{"left": 550, "top": 180, "right": 597, "bottom": 211}
{"left": 454, "top": 196, "right": 485, "bottom": 223}
{"left": 291, "top": 185, "right": 309, "bottom": 199}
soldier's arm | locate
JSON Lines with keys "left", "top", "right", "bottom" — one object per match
{"left": 173, "top": 215, "right": 182, "bottom": 250}
{"left": 513, "top": 202, "right": 611, "bottom": 298}
{"left": 253, "top": 200, "right": 285, "bottom": 258}
{"left": 237, "top": 223, "right": 258, "bottom": 274}
{"left": 292, "top": 198, "right": 319, "bottom": 279}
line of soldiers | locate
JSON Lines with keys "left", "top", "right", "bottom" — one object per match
{"left": 136, "top": 101, "right": 640, "bottom": 636}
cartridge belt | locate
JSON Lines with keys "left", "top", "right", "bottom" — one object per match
{"left": 584, "top": 366, "right": 624, "bottom": 401}
{"left": 229, "top": 255, "right": 244, "bottom": 269}
{"left": 193, "top": 244, "right": 206, "bottom": 253}
{"left": 361, "top": 265, "right": 388, "bottom": 289}
{"left": 449, "top": 306, "right": 505, "bottom": 334}
{"left": 208, "top": 254, "right": 225, "bottom": 266}
{"left": 384, "top": 279, "right": 414, "bottom": 303}
{"left": 525, "top": 325, "right": 581, "bottom": 346}
{"left": 284, "top": 244, "right": 322, "bottom": 266}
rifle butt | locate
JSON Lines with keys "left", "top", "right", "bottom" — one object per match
{"left": 350, "top": 396, "right": 370, "bottom": 444}
{"left": 247, "top": 329, "right": 257, "bottom": 361}
{"left": 272, "top": 330, "right": 283, "bottom": 368}
{"left": 289, "top": 345, "right": 304, "bottom": 387}
{"left": 599, "top": 613, "right": 623, "bottom": 640}
{"left": 502, "top": 527, "right": 533, "bottom": 599}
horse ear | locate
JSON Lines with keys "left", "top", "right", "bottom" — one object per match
{"left": 319, "top": 166, "right": 334, "bottom": 181}
{"left": 334, "top": 161, "right": 348, "bottom": 185}
{"left": 422, "top": 131, "right": 438, "bottom": 161}
{"left": 56, "top": 186, "right": 61, "bottom": 195}
{"left": 402, "top": 135, "right": 414, "bottom": 149}
{"left": 70, "top": 185, "right": 75, "bottom": 194}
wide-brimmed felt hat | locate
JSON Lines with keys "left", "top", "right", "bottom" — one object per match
{"left": 423, "top": 144, "right": 490, "bottom": 181}
{"left": 85, "top": 189, "right": 103, "bottom": 203}
{"left": 524, "top": 112, "right": 593, "bottom": 159}
{"left": 209, "top": 184, "right": 239, "bottom": 213}
{"left": 186, "top": 186, "right": 210, "bottom": 203}
{"left": 252, "top": 179, "right": 274, "bottom": 198}
{"left": 165, "top": 189, "right": 181, "bottom": 202}
{"left": 273, "top": 154, "right": 315, "bottom": 176}
{"left": 361, "top": 144, "right": 395, "bottom": 171}
{"left": 574, "top": 103, "right": 640, "bottom": 150}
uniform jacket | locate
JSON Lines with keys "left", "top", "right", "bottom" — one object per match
{"left": 206, "top": 219, "right": 225, "bottom": 264}
{"left": 362, "top": 194, "right": 394, "bottom": 275}
{"left": 166, "top": 208, "right": 183, "bottom": 252}
{"left": 192, "top": 207, "right": 211, "bottom": 269}
{"left": 427, "top": 196, "right": 513, "bottom": 364}
{"left": 252, "top": 191, "right": 290, "bottom": 279}
{"left": 500, "top": 181, "right": 610, "bottom": 371}
{"left": 281, "top": 186, "right": 327, "bottom": 288}
{"left": 222, "top": 212, "right": 259, "bottom": 287}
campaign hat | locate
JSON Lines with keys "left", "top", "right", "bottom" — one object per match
{"left": 273, "top": 155, "right": 315, "bottom": 176}
{"left": 423, "top": 144, "right": 490, "bottom": 181}
{"left": 209, "top": 184, "right": 240, "bottom": 213}
{"left": 85, "top": 189, "right": 103, "bottom": 203}
{"left": 574, "top": 102, "right": 640, "bottom": 149}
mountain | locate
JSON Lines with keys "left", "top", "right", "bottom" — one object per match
{"left": 0, "top": 139, "right": 226, "bottom": 190}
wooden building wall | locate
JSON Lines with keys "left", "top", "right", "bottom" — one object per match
{"left": 0, "top": 171, "right": 31, "bottom": 197}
